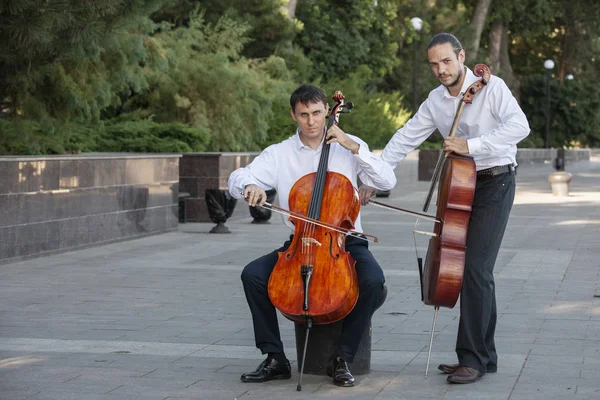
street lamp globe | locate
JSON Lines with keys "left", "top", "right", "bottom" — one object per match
{"left": 410, "top": 17, "right": 423, "bottom": 32}
{"left": 544, "top": 59, "right": 555, "bottom": 70}
{"left": 566, "top": 74, "right": 574, "bottom": 80}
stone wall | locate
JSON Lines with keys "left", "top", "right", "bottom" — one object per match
{"left": 418, "top": 148, "right": 593, "bottom": 181}
{"left": 179, "top": 153, "right": 258, "bottom": 222}
{"left": 0, "top": 153, "right": 180, "bottom": 263}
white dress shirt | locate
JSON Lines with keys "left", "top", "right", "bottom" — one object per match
{"left": 228, "top": 130, "right": 397, "bottom": 232}
{"left": 377, "top": 67, "right": 530, "bottom": 171}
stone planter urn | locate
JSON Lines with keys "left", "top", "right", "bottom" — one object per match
{"left": 547, "top": 171, "right": 572, "bottom": 196}
{"left": 205, "top": 189, "right": 237, "bottom": 233}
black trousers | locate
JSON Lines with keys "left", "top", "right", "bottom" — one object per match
{"left": 456, "top": 170, "right": 516, "bottom": 373}
{"left": 241, "top": 234, "right": 385, "bottom": 363}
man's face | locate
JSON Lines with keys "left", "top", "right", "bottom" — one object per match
{"left": 290, "top": 100, "right": 329, "bottom": 142}
{"left": 427, "top": 43, "right": 465, "bottom": 91}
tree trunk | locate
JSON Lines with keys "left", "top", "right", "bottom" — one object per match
{"left": 486, "top": 20, "right": 520, "bottom": 100}
{"left": 499, "top": 24, "right": 520, "bottom": 100}
{"left": 467, "top": 0, "right": 493, "bottom": 64}
{"left": 487, "top": 20, "right": 502, "bottom": 73}
{"left": 558, "top": 25, "right": 569, "bottom": 84}
{"left": 287, "top": 0, "right": 297, "bottom": 20}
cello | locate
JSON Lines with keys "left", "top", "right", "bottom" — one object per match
{"left": 368, "top": 63, "right": 491, "bottom": 376}
{"left": 266, "top": 91, "right": 364, "bottom": 390}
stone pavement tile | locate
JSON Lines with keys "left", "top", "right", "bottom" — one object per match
{"left": 518, "top": 364, "right": 581, "bottom": 385}
{"left": 28, "top": 392, "right": 169, "bottom": 400}
{"left": 374, "top": 333, "right": 431, "bottom": 352}
{"left": 212, "top": 337, "right": 258, "bottom": 347}
{"left": 114, "top": 330, "right": 194, "bottom": 344}
{"left": 3, "top": 380, "right": 122, "bottom": 397}
{"left": 441, "top": 388, "right": 513, "bottom": 400}
{"left": 374, "top": 373, "right": 448, "bottom": 399}
{"left": 389, "top": 319, "right": 455, "bottom": 335}
{"left": 369, "top": 350, "right": 421, "bottom": 366}
{"left": 59, "top": 375, "right": 203, "bottom": 399}
{"left": 580, "top": 366, "right": 600, "bottom": 380}
{"left": 537, "top": 319, "right": 593, "bottom": 339}
{"left": 583, "top": 355, "right": 600, "bottom": 366}
{"left": 40, "top": 353, "right": 157, "bottom": 371}
{"left": 0, "top": 390, "right": 42, "bottom": 400}
{"left": 509, "top": 383, "right": 588, "bottom": 400}
{"left": 575, "top": 386, "right": 600, "bottom": 399}
{"left": 173, "top": 356, "right": 267, "bottom": 371}
{"left": 72, "top": 329, "right": 131, "bottom": 341}
{"left": 517, "top": 367, "right": 600, "bottom": 394}
{"left": 530, "top": 338, "right": 588, "bottom": 356}
{"left": 68, "top": 350, "right": 186, "bottom": 363}
{"left": 228, "top": 380, "right": 377, "bottom": 400}
{"left": 495, "top": 333, "right": 535, "bottom": 354}
{"left": 0, "top": 365, "right": 83, "bottom": 383}
{"left": 496, "top": 315, "right": 544, "bottom": 333}
{"left": 170, "top": 378, "right": 315, "bottom": 399}
{"left": 544, "top": 306, "right": 595, "bottom": 322}
{"left": 526, "top": 354, "right": 584, "bottom": 367}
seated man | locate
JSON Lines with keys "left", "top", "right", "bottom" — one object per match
{"left": 227, "top": 84, "right": 396, "bottom": 387}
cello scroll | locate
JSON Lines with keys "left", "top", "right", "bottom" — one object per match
{"left": 462, "top": 64, "right": 491, "bottom": 104}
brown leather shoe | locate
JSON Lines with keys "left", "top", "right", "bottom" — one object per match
{"left": 446, "top": 366, "right": 485, "bottom": 384}
{"left": 438, "top": 363, "right": 497, "bottom": 374}
{"left": 438, "top": 363, "right": 460, "bottom": 374}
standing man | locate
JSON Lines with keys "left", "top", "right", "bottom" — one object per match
{"left": 361, "top": 33, "right": 530, "bottom": 384}
{"left": 228, "top": 84, "right": 396, "bottom": 387}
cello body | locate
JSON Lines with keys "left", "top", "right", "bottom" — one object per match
{"left": 268, "top": 171, "right": 360, "bottom": 324}
{"left": 423, "top": 152, "right": 476, "bottom": 308}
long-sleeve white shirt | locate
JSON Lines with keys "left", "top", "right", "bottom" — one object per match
{"left": 377, "top": 67, "right": 530, "bottom": 172}
{"left": 228, "top": 130, "right": 397, "bottom": 232}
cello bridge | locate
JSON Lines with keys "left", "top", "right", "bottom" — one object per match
{"left": 302, "top": 237, "right": 321, "bottom": 246}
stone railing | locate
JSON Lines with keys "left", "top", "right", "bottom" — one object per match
{"left": 0, "top": 153, "right": 180, "bottom": 263}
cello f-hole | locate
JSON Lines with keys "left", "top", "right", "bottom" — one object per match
{"left": 286, "top": 241, "right": 300, "bottom": 259}
{"left": 325, "top": 232, "right": 340, "bottom": 259}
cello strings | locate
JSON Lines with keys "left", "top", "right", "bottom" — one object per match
{"left": 256, "top": 204, "right": 375, "bottom": 243}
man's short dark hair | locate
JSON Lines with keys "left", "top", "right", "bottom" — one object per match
{"left": 427, "top": 33, "right": 463, "bottom": 58}
{"left": 290, "top": 84, "right": 328, "bottom": 112}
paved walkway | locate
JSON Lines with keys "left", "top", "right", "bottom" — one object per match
{"left": 1, "top": 155, "right": 599, "bottom": 400}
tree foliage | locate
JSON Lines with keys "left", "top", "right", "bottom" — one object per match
{"left": 0, "top": 0, "right": 169, "bottom": 122}
{"left": 295, "top": 0, "right": 399, "bottom": 81}
{"left": 1, "top": 0, "right": 599, "bottom": 155}
{"left": 520, "top": 76, "right": 600, "bottom": 147}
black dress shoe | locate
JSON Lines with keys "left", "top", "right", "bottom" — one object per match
{"left": 240, "top": 356, "right": 291, "bottom": 383}
{"left": 446, "top": 366, "right": 485, "bottom": 384}
{"left": 438, "top": 363, "right": 497, "bottom": 374}
{"left": 326, "top": 356, "right": 355, "bottom": 387}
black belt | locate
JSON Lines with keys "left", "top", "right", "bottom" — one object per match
{"left": 476, "top": 164, "right": 515, "bottom": 181}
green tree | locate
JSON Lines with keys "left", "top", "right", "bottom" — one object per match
{"left": 322, "top": 65, "right": 411, "bottom": 149}
{"left": 0, "top": 0, "right": 169, "bottom": 122}
{"left": 294, "top": 0, "right": 399, "bottom": 81}
{"left": 152, "top": 0, "right": 296, "bottom": 59}
{"left": 520, "top": 75, "right": 600, "bottom": 148}
{"left": 120, "top": 13, "right": 297, "bottom": 151}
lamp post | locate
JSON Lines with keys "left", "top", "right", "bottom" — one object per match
{"left": 544, "top": 59, "right": 554, "bottom": 148}
{"left": 410, "top": 17, "right": 423, "bottom": 114}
